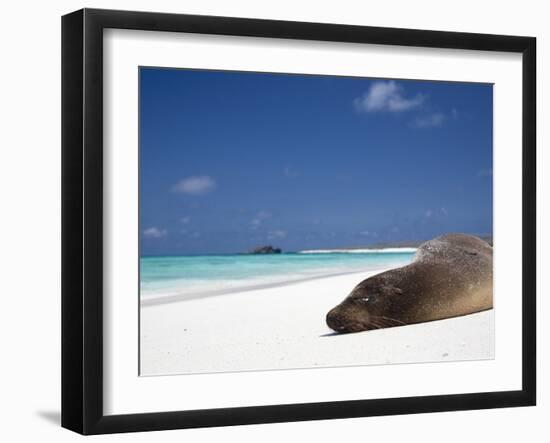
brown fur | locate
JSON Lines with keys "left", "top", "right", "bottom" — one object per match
{"left": 326, "top": 234, "right": 493, "bottom": 333}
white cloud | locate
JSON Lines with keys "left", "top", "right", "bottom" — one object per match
{"left": 424, "top": 207, "right": 448, "bottom": 219}
{"left": 283, "top": 165, "right": 299, "bottom": 177}
{"left": 180, "top": 229, "right": 200, "bottom": 238}
{"left": 250, "top": 210, "right": 272, "bottom": 228}
{"left": 359, "top": 230, "right": 378, "bottom": 238}
{"left": 267, "top": 230, "right": 287, "bottom": 240}
{"left": 413, "top": 112, "right": 445, "bottom": 128}
{"left": 355, "top": 81, "right": 425, "bottom": 113}
{"left": 180, "top": 216, "right": 191, "bottom": 224}
{"left": 173, "top": 175, "right": 216, "bottom": 195}
{"left": 143, "top": 227, "right": 167, "bottom": 239}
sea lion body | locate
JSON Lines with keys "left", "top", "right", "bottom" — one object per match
{"left": 326, "top": 234, "right": 493, "bottom": 333}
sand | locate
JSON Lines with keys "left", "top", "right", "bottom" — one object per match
{"left": 140, "top": 269, "right": 494, "bottom": 376}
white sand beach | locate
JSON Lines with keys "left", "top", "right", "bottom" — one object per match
{"left": 140, "top": 269, "right": 494, "bottom": 376}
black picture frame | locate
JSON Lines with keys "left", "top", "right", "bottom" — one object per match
{"left": 62, "top": 8, "right": 536, "bottom": 435}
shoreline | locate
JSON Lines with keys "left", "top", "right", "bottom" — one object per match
{"left": 141, "top": 267, "right": 388, "bottom": 307}
{"left": 298, "top": 247, "right": 418, "bottom": 254}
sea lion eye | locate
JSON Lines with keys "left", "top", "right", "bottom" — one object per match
{"left": 359, "top": 295, "right": 376, "bottom": 304}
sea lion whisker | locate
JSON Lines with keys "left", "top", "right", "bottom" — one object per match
{"left": 381, "top": 317, "right": 398, "bottom": 326}
{"left": 369, "top": 316, "right": 396, "bottom": 327}
{"left": 366, "top": 320, "right": 379, "bottom": 329}
{"left": 369, "top": 318, "right": 390, "bottom": 328}
{"left": 370, "top": 315, "right": 401, "bottom": 326}
{"left": 376, "top": 315, "right": 407, "bottom": 326}
{"left": 368, "top": 320, "right": 385, "bottom": 330}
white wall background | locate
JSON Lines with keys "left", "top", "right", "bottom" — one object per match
{"left": 0, "top": 0, "right": 545, "bottom": 441}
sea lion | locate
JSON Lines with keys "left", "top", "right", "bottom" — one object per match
{"left": 326, "top": 233, "right": 493, "bottom": 333}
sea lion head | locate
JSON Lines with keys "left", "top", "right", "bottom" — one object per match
{"left": 326, "top": 275, "right": 405, "bottom": 333}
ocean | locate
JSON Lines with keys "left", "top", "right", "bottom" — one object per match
{"left": 140, "top": 250, "right": 416, "bottom": 302}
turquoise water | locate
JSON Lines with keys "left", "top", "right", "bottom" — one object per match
{"left": 140, "top": 251, "right": 416, "bottom": 300}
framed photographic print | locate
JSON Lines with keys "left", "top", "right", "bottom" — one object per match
{"left": 61, "top": 8, "right": 536, "bottom": 435}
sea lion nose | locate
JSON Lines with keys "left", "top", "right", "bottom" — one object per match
{"left": 326, "top": 307, "right": 345, "bottom": 332}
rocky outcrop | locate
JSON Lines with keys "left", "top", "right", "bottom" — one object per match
{"left": 249, "top": 245, "right": 282, "bottom": 254}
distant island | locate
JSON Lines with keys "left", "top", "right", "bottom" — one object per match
{"left": 249, "top": 245, "right": 282, "bottom": 254}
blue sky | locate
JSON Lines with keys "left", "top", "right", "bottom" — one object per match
{"left": 140, "top": 68, "right": 493, "bottom": 255}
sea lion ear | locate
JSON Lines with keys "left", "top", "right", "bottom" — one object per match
{"left": 385, "top": 286, "right": 403, "bottom": 295}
